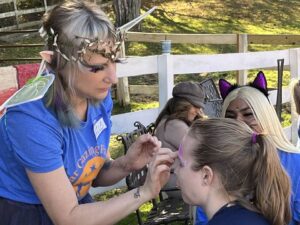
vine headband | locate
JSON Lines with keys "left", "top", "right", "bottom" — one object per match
{"left": 39, "top": 26, "right": 123, "bottom": 63}
{"left": 218, "top": 71, "right": 269, "bottom": 100}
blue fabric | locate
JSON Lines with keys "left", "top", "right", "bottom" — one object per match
{"left": 195, "top": 207, "right": 208, "bottom": 225}
{"left": 0, "top": 93, "right": 113, "bottom": 204}
{"left": 0, "top": 193, "right": 94, "bottom": 225}
{"left": 0, "top": 196, "right": 54, "bottom": 225}
{"left": 207, "top": 204, "right": 270, "bottom": 225}
{"left": 278, "top": 150, "right": 300, "bottom": 225}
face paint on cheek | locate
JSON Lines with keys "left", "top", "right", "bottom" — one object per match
{"left": 178, "top": 143, "right": 187, "bottom": 167}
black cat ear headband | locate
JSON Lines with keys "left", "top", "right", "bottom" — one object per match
{"left": 218, "top": 71, "right": 269, "bottom": 100}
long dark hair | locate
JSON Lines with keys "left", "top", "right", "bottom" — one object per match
{"left": 155, "top": 97, "right": 194, "bottom": 130}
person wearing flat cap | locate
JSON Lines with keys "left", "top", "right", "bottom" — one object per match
{"left": 154, "top": 81, "right": 206, "bottom": 198}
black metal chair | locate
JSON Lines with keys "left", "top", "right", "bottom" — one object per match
{"left": 117, "top": 121, "right": 191, "bottom": 225}
{"left": 117, "top": 79, "right": 222, "bottom": 225}
{"left": 199, "top": 78, "right": 223, "bottom": 118}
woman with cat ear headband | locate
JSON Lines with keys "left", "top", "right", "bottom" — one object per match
{"left": 219, "top": 71, "right": 300, "bottom": 225}
{"left": 0, "top": 1, "right": 177, "bottom": 225}
{"left": 195, "top": 71, "right": 300, "bottom": 225}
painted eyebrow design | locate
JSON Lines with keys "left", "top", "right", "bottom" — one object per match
{"left": 80, "top": 58, "right": 109, "bottom": 67}
{"left": 178, "top": 143, "right": 187, "bottom": 166}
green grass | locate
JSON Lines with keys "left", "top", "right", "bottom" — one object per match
{"left": 93, "top": 187, "right": 155, "bottom": 225}
{"left": 94, "top": 187, "right": 186, "bottom": 225}
{"left": 112, "top": 100, "right": 159, "bottom": 115}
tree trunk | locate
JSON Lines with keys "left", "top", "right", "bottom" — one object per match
{"left": 113, "top": 0, "right": 142, "bottom": 31}
{"left": 113, "top": 0, "right": 142, "bottom": 106}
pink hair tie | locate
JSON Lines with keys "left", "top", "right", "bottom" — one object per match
{"left": 251, "top": 132, "right": 258, "bottom": 144}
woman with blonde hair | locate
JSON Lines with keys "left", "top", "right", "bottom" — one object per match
{"left": 291, "top": 79, "right": 300, "bottom": 147}
{"left": 221, "top": 72, "right": 299, "bottom": 153}
{"left": 218, "top": 71, "right": 300, "bottom": 225}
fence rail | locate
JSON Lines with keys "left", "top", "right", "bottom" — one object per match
{"left": 112, "top": 48, "right": 300, "bottom": 141}
{"left": 1, "top": 47, "right": 299, "bottom": 195}
{"left": 0, "top": 0, "right": 56, "bottom": 32}
{"left": 126, "top": 32, "right": 300, "bottom": 46}
{"left": 1, "top": 31, "right": 300, "bottom": 58}
{"left": 1, "top": 31, "right": 300, "bottom": 103}
{"left": 103, "top": 48, "right": 300, "bottom": 194}
{"left": 0, "top": 1, "right": 111, "bottom": 32}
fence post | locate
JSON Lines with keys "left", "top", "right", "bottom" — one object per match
{"left": 161, "top": 40, "right": 171, "bottom": 54}
{"left": 43, "top": 0, "right": 48, "bottom": 11}
{"left": 158, "top": 40, "right": 173, "bottom": 111}
{"left": 116, "top": 42, "right": 130, "bottom": 106}
{"left": 289, "top": 48, "right": 300, "bottom": 145}
{"left": 237, "top": 34, "right": 248, "bottom": 84}
{"left": 12, "top": 0, "right": 19, "bottom": 29}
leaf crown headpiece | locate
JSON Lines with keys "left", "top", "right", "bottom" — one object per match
{"left": 39, "top": 26, "right": 124, "bottom": 62}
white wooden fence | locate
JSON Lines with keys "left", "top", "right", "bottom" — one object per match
{"left": 1, "top": 47, "right": 299, "bottom": 194}
{"left": 90, "top": 47, "right": 300, "bottom": 195}
{"left": 0, "top": 0, "right": 111, "bottom": 32}
{"left": 0, "top": 0, "right": 54, "bottom": 31}
{"left": 1, "top": 47, "right": 299, "bottom": 193}
{"left": 111, "top": 48, "right": 300, "bottom": 141}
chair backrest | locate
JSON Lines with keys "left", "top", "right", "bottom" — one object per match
{"left": 117, "top": 121, "right": 192, "bottom": 225}
{"left": 117, "top": 121, "right": 151, "bottom": 190}
{"left": 199, "top": 78, "right": 222, "bottom": 118}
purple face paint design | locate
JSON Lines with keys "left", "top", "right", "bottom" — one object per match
{"left": 178, "top": 143, "right": 187, "bottom": 167}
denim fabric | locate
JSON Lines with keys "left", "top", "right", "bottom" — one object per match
{"left": 0, "top": 197, "right": 53, "bottom": 225}
{"left": 0, "top": 194, "right": 94, "bottom": 225}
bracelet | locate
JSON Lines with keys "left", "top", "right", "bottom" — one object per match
{"left": 134, "top": 187, "right": 141, "bottom": 199}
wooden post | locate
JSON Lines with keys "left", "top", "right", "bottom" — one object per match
{"left": 237, "top": 34, "right": 248, "bottom": 84}
{"left": 43, "top": 0, "right": 48, "bottom": 11}
{"left": 12, "top": 0, "right": 19, "bottom": 29}
{"left": 289, "top": 48, "right": 300, "bottom": 145}
{"left": 158, "top": 41, "right": 173, "bottom": 111}
{"left": 116, "top": 42, "right": 130, "bottom": 106}
{"left": 113, "top": 0, "right": 141, "bottom": 106}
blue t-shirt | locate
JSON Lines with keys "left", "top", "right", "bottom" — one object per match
{"left": 278, "top": 150, "right": 300, "bottom": 225}
{"left": 196, "top": 150, "right": 300, "bottom": 225}
{"left": 207, "top": 204, "right": 270, "bottom": 225}
{"left": 0, "top": 93, "right": 113, "bottom": 204}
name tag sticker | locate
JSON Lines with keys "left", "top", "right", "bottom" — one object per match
{"left": 93, "top": 118, "right": 107, "bottom": 139}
